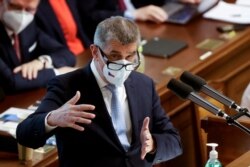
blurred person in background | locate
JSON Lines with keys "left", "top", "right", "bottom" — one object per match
{"left": 78, "top": 0, "right": 200, "bottom": 40}
{"left": 0, "top": 0, "right": 76, "bottom": 94}
{"left": 35, "top": 0, "right": 91, "bottom": 56}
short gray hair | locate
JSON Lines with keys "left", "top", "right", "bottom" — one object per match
{"left": 94, "top": 16, "right": 141, "bottom": 49}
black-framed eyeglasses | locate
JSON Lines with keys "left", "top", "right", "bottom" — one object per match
{"left": 97, "top": 46, "right": 140, "bottom": 71}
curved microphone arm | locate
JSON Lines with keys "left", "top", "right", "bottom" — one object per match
{"left": 167, "top": 78, "right": 250, "bottom": 135}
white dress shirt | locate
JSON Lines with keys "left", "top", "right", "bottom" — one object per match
{"left": 123, "top": 0, "right": 136, "bottom": 19}
{"left": 90, "top": 61, "right": 132, "bottom": 144}
{"left": 45, "top": 61, "right": 132, "bottom": 145}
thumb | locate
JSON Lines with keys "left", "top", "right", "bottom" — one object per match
{"left": 142, "top": 117, "right": 150, "bottom": 131}
{"left": 66, "top": 91, "right": 81, "bottom": 105}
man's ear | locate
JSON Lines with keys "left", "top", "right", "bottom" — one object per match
{"left": 90, "top": 44, "right": 99, "bottom": 59}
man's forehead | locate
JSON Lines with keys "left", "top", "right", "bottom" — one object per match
{"left": 106, "top": 40, "right": 138, "bottom": 48}
{"left": 8, "top": 0, "right": 39, "bottom": 6}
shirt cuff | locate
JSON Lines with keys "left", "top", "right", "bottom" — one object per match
{"left": 53, "top": 69, "right": 60, "bottom": 76}
{"left": 45, "top": 112, "right": 57, "bottom": 133}
{"left": 124, "top": 10, "right": 135, "bottom": 20}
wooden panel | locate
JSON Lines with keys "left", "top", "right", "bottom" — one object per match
{"left": 201, "top": 116, "right": 250, "bottom": 166}
{"left": 226, "top": 150, "right": 250, "bottom": 167}
{"left": 156, "top": 102, "right": 203, "bottom": 167}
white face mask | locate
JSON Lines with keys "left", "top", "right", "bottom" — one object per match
{"left": 2, "top": 10, "right": 34, "bottom": 34}
{"left": 103, "top": 59, "right": 132, "bottom": 87}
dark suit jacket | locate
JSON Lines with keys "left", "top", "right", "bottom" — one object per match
{"left": 0, "top": 21, "right": 76, "bottom": 94}
{"left": 35, "top": 0, "right": 91, "bottom": 49}
{"left": 16, "top": 63, "right": 182, "bottom": 167}
{"left": 78, "top": 0, "right": 166, "bottom": 40}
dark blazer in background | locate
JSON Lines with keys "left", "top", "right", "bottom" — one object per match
{"left": 16, "top": 63, "right": 182, "bottom": 167}
{"left": 78, "top": 0, "right": 166, "bottom": 40}
{"left": 35, "top": 0, "right": 91, "bottom": 50}
{"left": 0, "top": 21, "right": 76, "bottom": 94}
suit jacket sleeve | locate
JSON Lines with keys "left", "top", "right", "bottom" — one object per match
{"left": 149, "top": 81, "right": 183, "bottom": 164}
{"left": 0, "top": 55, "right": 56, "bottom": 94}
{"left": 0, "top": 21, "right": 76, "bottom": 94}
{"left": 16, "top": 73, "right": 76, "bottom": 148}
{"left": 129, "top": 72, "right": 183, "bottom": 164}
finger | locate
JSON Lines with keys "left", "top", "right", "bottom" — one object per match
{"left": 150, "top": 7, "right": 168, "bottom": 23}
{"left": 13, "top": 66, "right": 22, "bottom": 74}
{"left": 155, "top": 8, "right": 168, "bottom": 20}
{"left": 142, "top": 117, "right": 150, "bottom": 131}
{"left": 70, "top": 123, "right": 85, "bottom": 131}
{"left": 28, "top": 67, "right": 34, "bottom": 80}
{"left": 33, "top": 68, "right": 38, "bottom": 79}
{"left": 73, "top": 117, "right": 93, "bottom": 125}
{"left": 22, "top": 65, "right": 28, "bottom": 78}
{"left": 66, "top": 91, "right": 81, "bottom": 105}
{"left": 141, "top": 148, "right": 147, "bottom": 160}
{"left": 31, "top": 66, "right": 39, "bottom": 79}
{"left": 68, "top": 116, "right": 93, "bottom": 131}
{"left": 71, "top": 104, "right": 96, "bottom": 112}
{"left": 71, "top": 110, "right": 96, "bottom": 120}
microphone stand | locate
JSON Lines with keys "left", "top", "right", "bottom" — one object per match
{"left": 224, "top": 108, "right": 250, "bottom": 135}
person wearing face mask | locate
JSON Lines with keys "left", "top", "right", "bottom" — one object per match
{"left": 16, "top": 16, "right": 182, "bottom": 167}
{"left": 0, "top": 0, "right": 77, "bottom": 94}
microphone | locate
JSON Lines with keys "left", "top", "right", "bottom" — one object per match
{"left": 167, "top": 79, "right": 229, "bottom": 119}
{"left": 180, "top": 71, "right": 242, "bottom": 112}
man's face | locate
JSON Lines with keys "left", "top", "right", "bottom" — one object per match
{"left": 91, "top": 40, "right": 139, "bottom": 83}
{"left": 93, "top": 40, "right": 139, "bottom": 71}
{"left": 4, "top": 0, "right": 39, "bottom": 14}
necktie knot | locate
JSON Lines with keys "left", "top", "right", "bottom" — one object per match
{"left": 105, "top": 84, "right": 117, "bottom": 94}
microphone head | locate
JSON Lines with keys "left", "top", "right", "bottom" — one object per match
{"left": 180, "top": 71, "right": 206, "bottom": 91}
{"left": 167, "top": 79, "right": 194, "bottom": 99}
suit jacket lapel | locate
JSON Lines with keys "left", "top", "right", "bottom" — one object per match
{"left": 19, "top": 21, "right": 38, "bottom": 63}
{"left": 124, "top": 75, "right": 140, "bottom": 149}
{"left": 80, "top": 65, "right": 125, "bottom": 152}
{"left": 0, "top": 22, "right": 21, "bottom": 67}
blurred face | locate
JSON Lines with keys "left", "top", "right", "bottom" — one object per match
{"left": 90, "top": 40, "right": 140, "bottom": 86}
{"left": 5, "top": 0, "right": 39, "bottom": 14}
{"left": 0, "top": 0, "right": 39, "bottom": 33}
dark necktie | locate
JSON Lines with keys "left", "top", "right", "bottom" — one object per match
{"left": 13, "top": 34, "right": 21, "bottom": 61}
{"left": 106, "top": 84, "right": 130, "bottom": 151}
{"left": 118, "top": 0, "right": 127, "bottom": 11}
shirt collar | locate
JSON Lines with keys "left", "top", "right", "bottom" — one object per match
{"left": 5, "top": 27, "right": 14, "bottom": 37}
{"left": 90, "top": 60, "right": 108, "bottom": 89}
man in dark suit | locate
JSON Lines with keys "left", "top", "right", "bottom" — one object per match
{"left": 35, "top": 0, "right": 91, "bottom": 55}
{"left": 0, "top": 0, "right": 76, "bottom": 94}
{"left": 16, "top": 16, "right": 182, "bottom": 167}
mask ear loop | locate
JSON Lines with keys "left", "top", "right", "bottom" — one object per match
{"left": 97, "top": 46, "right": 109, "bottom": 66}
{"left": 133, "top": 50, "right": 141, "bottom": 70}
